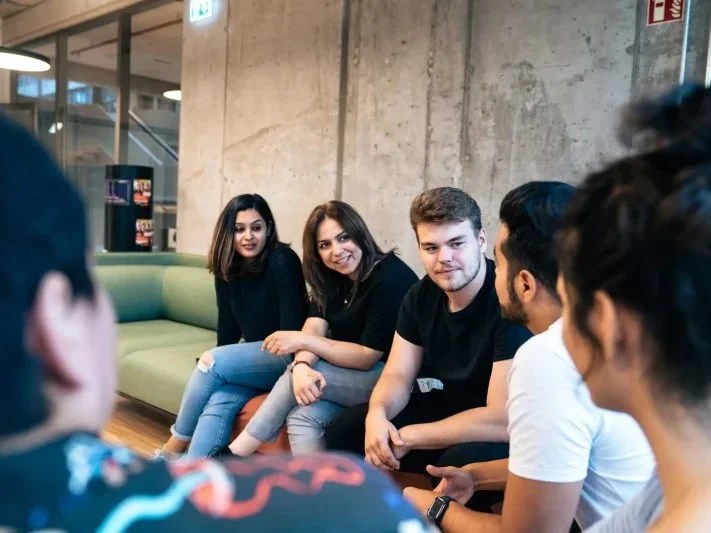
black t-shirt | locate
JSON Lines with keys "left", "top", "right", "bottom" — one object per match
{"left": 309, "top": 253, "right": 418, "bottom": 359}
{"left": 397, "top": 259, "right": 532, "bottom": 409}
{"left": 215, "top": 244, "right": 307, "bottom": 345}
{"left": 0, "top": 433, "right": 428, "bottom": 532}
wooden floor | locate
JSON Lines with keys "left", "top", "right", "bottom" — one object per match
{"left": 101, "top": 396, "right": 173, "bottom": 457}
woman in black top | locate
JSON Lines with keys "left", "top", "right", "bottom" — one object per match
{"left": 156, "top": 194, "right": 307, "bottom": 459}
{"left": 227, "top": 201, "right": 418, "bottom": 455}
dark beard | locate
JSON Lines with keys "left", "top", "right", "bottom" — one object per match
{"left": 501, "top": 278, "right": 528, "bottom": 324}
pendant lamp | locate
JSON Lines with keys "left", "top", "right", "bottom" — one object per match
{"left": 0, "top": 46, "right": 51, "bottom": 72}
{"left": 162, "top": 89, "right": 182, "bottom": 101}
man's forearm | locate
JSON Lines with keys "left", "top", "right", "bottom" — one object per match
{"left": 369, "top": 374, "right": 412, "bottom": 420}
{"left": 440, "top": 502, "right": 501, "bottom": 533}
{"left": 466, "top": 459, "right": 509, "bottom": 492}
{"left": 406, "top": 406, "right": 508, "bottom": 449}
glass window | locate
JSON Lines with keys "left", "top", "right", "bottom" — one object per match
{"left": 156, "top": 97, "right": 177, "bottom": 113}
{"left": 69, "top": 85, "right": 93, "bottom": 105}
{"left": 17, "top": 75, "right": 40, "bottom": 98}
{"left": 129, "top": 2, "right": 182, "bottom": 251}
{"left": 137, "top": 94, "right": 154, "bottom": 110}
{"left": 10, "top": 40, "right": 57, "bottom": 156}
{"left": 10, "top": 1, "right": 182, "bottom": 253}
{"left": 66, "top": 22, "right": 119, "bottom": 251}
{"left": 40, "top": 78, "right": 56, "bottom": 99}
{"left": 100, "top": 88, "right": 117, "bottom": 113}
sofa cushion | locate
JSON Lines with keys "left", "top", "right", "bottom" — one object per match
{"left": 119, "top": 340, "right": 215, "bottom": 414}
{"left": 172, "top": 254, "right": 208, "bottom": 268}
{"left": 161, "top": 266, "right": 218, "bottom": 331}
{"left": 95, "top": 252, "right": 206, "bottom": 268}
{"left": 117, "top": 320, "right": 216, "bottom": 359}
{"left": 96, "top": 265, "right": 165, "bottom": 323}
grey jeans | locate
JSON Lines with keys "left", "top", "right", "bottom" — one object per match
{"left": 245, "top": 359, "right": 384, "bottom": 454}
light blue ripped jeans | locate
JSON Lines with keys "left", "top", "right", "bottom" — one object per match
{"left": 244, "top": 359, "right": 384, "bottom": 454}
{"left": 170, "top": 341, "right": 292, "bottom": 459}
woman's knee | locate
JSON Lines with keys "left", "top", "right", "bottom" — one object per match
{"left": 199, "top": 344, "right": 245, "bottom": 377}
{"left": 274, "top": 368, "right": 293, "bottom": 389}
{"left": 287, "top": 402, "right": 340, "bottom": 429}
{"left": 197, "top": 350, "right": 215, "bottom": 372}
{"left": 286, "top": 404, "right": 341, "bottom": 454}
{"left": 286, "top": 405, "right": 320, "bottom": 430}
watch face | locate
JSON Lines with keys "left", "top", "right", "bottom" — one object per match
{"left": 427, "top": 497, "right": 450, "bottom": 522}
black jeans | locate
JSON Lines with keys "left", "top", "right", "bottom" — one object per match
{"left": 324, "top": 391, "right": 509, "bottom": 511}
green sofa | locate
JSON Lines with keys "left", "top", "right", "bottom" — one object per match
{"left": 95, "top": 253, "right": 217, "bottom": 414}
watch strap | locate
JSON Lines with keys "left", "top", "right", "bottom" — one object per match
{"left": 290, "top": 360, "right": 311, "bottom": 373}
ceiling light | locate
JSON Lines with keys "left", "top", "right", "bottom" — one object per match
{"left": 163, "top": 89, "right": 182, "bottom": 101}
{"left": 0, "top": 46, "right": 50, "bottom": 72}
{"left": 48, "top": 122, "right": 63, "bottom": 134}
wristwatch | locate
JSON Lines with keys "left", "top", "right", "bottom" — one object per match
{"left": 427, "top": 495, "right": 453, "bottom": 525}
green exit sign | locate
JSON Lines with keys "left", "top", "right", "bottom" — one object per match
{"left": 189, "top": 0, "right": 214, "bottom": 22}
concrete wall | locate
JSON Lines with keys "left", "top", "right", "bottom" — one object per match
{"left": 177, "top": 0, "right": 342, "bottom": 257}
{"left": 174, "top": 0, "right": 230, "bottom": 256}
{"left": 1, "top": 0, "right": 705, "bottom": 271}
{"left": 341, "top": 0, "right": 469, "bottom": 257}
{"left": 464, "top": 0, "right": 637, "bottom": 242}
{"left": 174, "top": 1, "right": 711, "bottom": 271}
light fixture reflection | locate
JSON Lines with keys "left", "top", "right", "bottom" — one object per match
{"left": 48, "top": 122, "right": 63, "bottom": 134}
{"left": 163, "top": 89, "right": 182, "bottom": 101}
{"left": 0, "top": 46, "right": 50, "bottom": 72}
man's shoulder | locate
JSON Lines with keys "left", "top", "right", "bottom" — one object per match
{"left": 72, "top": 451, "right": 429, "bottom": 531}
{"left": 509, "top": 322, "right": 586, "bottom": 399}
{"left": 512, "top": 321, "right": 567, "bottom": 366}
{"left": 407, "top": 275, "right": 440, "bottom": 301}
{"left": 398, "top": 276, "right": 443, "bottom": 321}
{"left": 1, "top": 437, "right": 429, "bottom": 531}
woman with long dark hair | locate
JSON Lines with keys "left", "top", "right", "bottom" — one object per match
{"left": 155, "top": 193, "right": 307, "bottom": 459}
{"left": 227, "top": 200, "right": 418, "bottom": 455}
{"left": 557, "top": 85, "right": 711, "bottom": 532}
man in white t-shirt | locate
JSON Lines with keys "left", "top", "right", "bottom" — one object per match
{"left": 404, "top": 182, "right": 654, "bottom": 532}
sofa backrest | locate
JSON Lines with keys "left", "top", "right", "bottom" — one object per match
{"left": 161, "top": 266, "right": 218, "bottom": 330}
{"left": 94, "top": 253, "right": 218, "bottom": 331}
{"left": 95, "top": 252, "right": 206, "bottom": 268}
{"left": 95, "top": 265, "right": 165, "bottom": 322}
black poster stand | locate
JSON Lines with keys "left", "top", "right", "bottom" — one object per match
{"left": 104, "top": 165, "right": 154, "bottom": 252}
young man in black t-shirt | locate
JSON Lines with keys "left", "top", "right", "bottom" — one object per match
{"left": 0, "top": 114, "right": 429, "bottom": 532}
{"left": 325, "top": 188, "right": 531, "bottom": 506}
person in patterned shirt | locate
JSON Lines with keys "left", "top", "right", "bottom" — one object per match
{"left": 0, "top": 113, "right": 429, "bottom": 533}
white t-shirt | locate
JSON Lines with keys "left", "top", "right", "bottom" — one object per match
{"left": 507, "top": 320, "right": 654, "bottom": 530}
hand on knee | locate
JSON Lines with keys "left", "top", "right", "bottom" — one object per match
{"left": 197, "top": 351, "right": 215, "bottom": 373}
